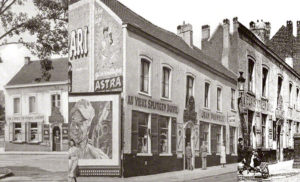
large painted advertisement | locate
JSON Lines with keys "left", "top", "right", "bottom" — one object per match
{"left": 69, "top": 94, "right": 120, "bottom": 168}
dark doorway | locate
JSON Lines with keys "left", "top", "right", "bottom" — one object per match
{"left": 52, "top": 126, "right": 61, "bottom": 151}
{"left": 185, "top": 128, "right": 191, "bottom": 146}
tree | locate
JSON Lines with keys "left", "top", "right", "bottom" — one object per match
{"left": 0, "top": 0, "right": 68, "bottom": 81}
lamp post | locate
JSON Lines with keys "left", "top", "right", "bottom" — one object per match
{"left": 237, "top": 72, "right": 247, "bottom": 147}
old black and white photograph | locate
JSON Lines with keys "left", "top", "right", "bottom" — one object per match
{"left": 0, "top": 0, "right": 300, "bottom": 181}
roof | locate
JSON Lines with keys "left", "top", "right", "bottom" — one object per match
{"left": 6, "top": 58, "right": 68, "bottom": 86}
{"left": 79, "top": 0, "right": 237, "bottom": 82}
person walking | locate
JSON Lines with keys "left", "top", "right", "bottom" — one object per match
{"left": 200, "top": 141, "right": 208, "bottom": 170}
{"left": 237, "top": 138, "right": 244, "bottom": 163}
{"left": 185, "top": 142, "right": 193, "bottom": 170}
{"left": 220, "top": 143, "right": 226, "bottom": 167}
{"left": 68, "top": 139, "right": 79, "bottom": 182}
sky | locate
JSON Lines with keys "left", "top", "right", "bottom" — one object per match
{"left": 0, "top": 0, "right": 300, "bottom": 90}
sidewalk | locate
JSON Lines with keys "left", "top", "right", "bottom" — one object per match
{"left": 78, "top": 163, "right": 237, "bottom": 182}
{"left": 0, "top": 151, "right": 68, "bottom": 155}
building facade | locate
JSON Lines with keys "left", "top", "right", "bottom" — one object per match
{"left": 4, "top": 58, "right": 69, "bottom": 152}
{"left": 202, "top": 18, "right": 300, "bottom": 162}
{"left": 69, "top": 0, "right": 239, "bottom": 177}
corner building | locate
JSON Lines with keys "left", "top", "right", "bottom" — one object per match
{"left": 69, "top": 0, "right": 239, "bottom": 177}
{"left": 202, "top": 18, "right": 300, "bottom": 162}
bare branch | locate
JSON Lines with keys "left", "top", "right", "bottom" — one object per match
{"left": 0, "top": 22, "right": 23, "bottom": 40}
{"left": 0, "top": 0, "right": 17, "bottom": 15}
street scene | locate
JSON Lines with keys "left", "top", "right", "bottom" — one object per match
{"left": 1, "top": 0, "right": 300, "bottom": 182}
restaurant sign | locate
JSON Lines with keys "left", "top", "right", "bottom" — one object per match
{"left": 199, "top": 109, "right": 225, "bottom": 122}
{"left": 127, "top": 95, "right": 178, "bottom": 114}
{"left": 94, "top": 76, "right": 123, "bottom": 92}
{"left": 7, "top": 115, "right": 44, "bottom": 122}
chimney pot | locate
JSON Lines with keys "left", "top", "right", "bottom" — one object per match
{"left": 177, "top": 22, "right": 193, "bottom": 47}
{"left": 233, "top": 17, "right": 238, "bottom": 23}
{"left": 202, "top": 25, "right": 210, "bottom": 41}
{"left": 223, "top": 19, "right": 229, "bottom": 25}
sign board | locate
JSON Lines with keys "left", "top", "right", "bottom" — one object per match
{"left": 7, "top": 115, "right": 44, "bottom": 122}
{"left": 198, "top": 109, "right": 225, "bottom": 123}
{"left": 94, "top": 76, "right": 123, "bottom": 92}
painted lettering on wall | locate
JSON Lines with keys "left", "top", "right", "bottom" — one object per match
{"left": 127, "top": 95, "right": 178, "bottom": 114}
{"left": 94, "top": 76, "right": 123, "bottom": 92}
{"left": 70, "top": 26, "right": 88, "bottom": 59}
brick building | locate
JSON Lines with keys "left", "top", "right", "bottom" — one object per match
{"left": 69, "top": 0, "right": 239, "bottom": 177}
{"left": 202, "top": 18, "right": 300, "bottom": 162}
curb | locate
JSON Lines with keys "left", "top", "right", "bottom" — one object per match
{"left": 190, "top": 171, "right": 235, "bottom": 181}
{"left": 0, "top": 152, "right": 68, "bottom": 155}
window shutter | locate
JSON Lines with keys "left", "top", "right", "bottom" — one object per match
{"left": 131, "top": 111, "right": 139, "bottom": 154}
{"left": 151, "top": 114, "right": 159, "bottom": 154}
{"left": 21, "top": 122, "right": 26, "bottom": 142}
{"left": 171, "top": 117, "right": 177, "bottom": 154}
{"left": 27, "top": 122, "right": 31, "bottom": 142}
{"left": 9, "top": 123, "right": 13, "bottom": 141}
{"left": 38, "top": 122, "right": 43, "bottom": 142}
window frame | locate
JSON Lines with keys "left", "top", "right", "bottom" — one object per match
{"left": 136, "top": 112, "right": 152, "bottom": 156}
{"left": 262, "top": 66, "right": 269, "bottom": 98}
{"left": 139, "top": 57, "right": 152, "bottom": 96}
{"left": 296, "top": 87, "right": 300, "bottom": 110}
{"left": 12, "top": 96, "right": 21, "bottom": 115}
{"left": 289, "top": 82, "right": 293, "bottom": 108}
{"left": 204, "top": 81, "right": 211, "bottom": 109}
{"left": 248, "top": 58, "right": 256, "bottom": 93}
{"left": 159, "top": 116, "right": 172, "bottom": 156}
{"left": 231, "top": 88, "right": 236, "bottom": 111}
{"left": 50, "top": 93, "right": 61, "bottom": 113}
{"left": 161, "top": 64, "right": 172, "bottom": 100}
{"left": 277, "top": 75, "right": 284, "bottom": 108}
{"left": 185, "top": 74, "right": 195, "bottom": 107}
{"left": 28, "top": 95, "right": 37, "bottom": 114}
{"left": 217, "top": 86, "right": 222, "bottom": 112}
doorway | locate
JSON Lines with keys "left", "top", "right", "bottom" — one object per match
{"left": 184, "top": 121, "right": 194, "bottom": 170}
{"left": 52, "top": 126, "right": 61, "bottom": 151}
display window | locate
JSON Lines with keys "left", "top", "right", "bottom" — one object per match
{"left": 13, "top": 123, "right": 22, "bottom": 142}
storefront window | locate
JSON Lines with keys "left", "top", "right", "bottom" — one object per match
{"left": 159, "top": 116, "right": 169, "bottom": 154}
{"left": 29, "top": 96, "right": 36, "bottom": 113}
{"left": 200, "top": 122, "right": 209, "bottom": 149}
{"left": 262, "top": 115, "right": 267, "bottom": 147}
{"left": 13, "top": 98, "right": 20, "bottom": 114}
{"left": 211, "top": 124, "right": 221, "bottom": 153}
{"left": 14, "top": 123, "right": 22, "bottom": 141}
{"left": 137, "top": 112, "right": 149, "bottom": 153}
{"left": 230, "top": 127, "right": 236, "bottom": 154}
{"left": 30, "top": 123, "right": 38, "bottom": 142}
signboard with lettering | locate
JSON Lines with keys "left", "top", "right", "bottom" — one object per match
{"left": 198, "top": 109, "right": 225, "bottom": 123}
{"left": 127, "top": 95, "right": 178, "bottom": 114}
{"left": 7, "top": 115, "right": 44, "bottom": 122}
{"left": 70, "top": 26, "right": 88, "bottom": 59}
{"left": 94, "top": 76, "right": 123, "bottom": 92}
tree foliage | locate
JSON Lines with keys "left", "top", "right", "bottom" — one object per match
{"left": 0, "top": 0, "right": 68, "bottom": 81}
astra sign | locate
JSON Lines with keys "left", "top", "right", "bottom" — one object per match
{"left": 70, "top": 26, "right": 88, "bottom": 59}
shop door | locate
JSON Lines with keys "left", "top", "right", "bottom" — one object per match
{"left": 52, "top": 126, "right": 61, "bottom": 151}
{"left": 184, "top": 126, "right": 194, "bottom": 169}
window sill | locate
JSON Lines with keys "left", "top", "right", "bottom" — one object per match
{"left": 138, "top": 91, "right": 152, "bottom": 98}
{"left": 216, "top": 110, "right": 223, "bottom": 114}
{"left": 137, "top": 153, "right": 153, "bottom": 156}
{"left": 203, "top": 107, "right": 210, "bottom": 111}
{"left": 160, "top": 97, "right": 172, "bottom": 102}
{"left": 159, "top": 153, "right": 173, "bottom": 156}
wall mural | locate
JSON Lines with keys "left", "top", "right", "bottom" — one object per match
{"left": 94, "top": 3, "right": 122, "bottom": 80}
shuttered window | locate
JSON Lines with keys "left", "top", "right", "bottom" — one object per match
{"left": 151, "top": 114, "right": 159, "bottom": 154}
{"left": 171, "top": 118, "right": 177, "bottom": 154}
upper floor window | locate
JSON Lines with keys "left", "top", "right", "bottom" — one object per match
{"left": 277, "top": 76, "right": 283, "bottom": 108}
{"left": 217, "top": 87, "right": 222, "bottom": 111}
{"left": 289, "top": 83, "right": 293, "bottom": 107}
{"left": 140, "top": 59, "right": 150, "bottom": 94}
{"left": 204, "top": 82, "right": 210, "bottom": 108}
{"left": 262, "top": 67, "right": 268, "bottom": 97}
{"left": 13, "top": 97, "right": 20, "bottom": 114}
{"left": 29, "top": 96, "right": 36, "bottom": 113}
{"left": 186, "top": 76, "right": 194, "bottom": 106}
{"left": 162, "top": 67, "right": 171, "bottom": 99}
{"left": 51, "top": 94, "right": 61, "bottom": 112}
{"left": 231, "top": 89, "right": 236, "bottom": 110}
{"left": 248, "top": 59, "right": 255, "bottom": 93}
{"left": 296, "top": 88, "right": 299, "bottom": 110}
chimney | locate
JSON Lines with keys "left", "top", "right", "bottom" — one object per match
{"left": 177, "top": 21, "right": 193, "bottom": 47}
{"left": 233, "top": 17, "right": 239, "bottom": 32}
{"left": 265, "top": 22, "right": 271, "bottom": 41}
{"left": 24, "top": 56, "right": 31, "bottom": 65}
{"left": 202, "top": 25, "right": 210, "bottom": 41}
{"left": 221, "top": 19, "right": 230, "bottom": 68}
{"left": 287, "top": 20, "right": 293, "bottom": 35}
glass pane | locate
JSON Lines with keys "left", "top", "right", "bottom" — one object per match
{"left": 14, "top": 98, "right": 20, "bottom": 113}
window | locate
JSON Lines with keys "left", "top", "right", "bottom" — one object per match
{"left": 140, "top": 59, "right": 150, "bottom": 93}
{"left": 262, "top": 67, "right": 268, "bottom": 97}
{"left": 289, "top": 83, "right": 293, "bottom": 107}
{"left": 204, "top": 82, "right": 210, "bottom": 108}
{"left": 262, "top": 114, "right": 267, "bottom": 148}
{"left": 248, "top": 59, "right": 255, "bottom": 93}
{"left": 14, "top": 123, "right": 22, "bottom": 141}
{"left": 217, "top": 87, "right": 222, "bottom": 111}
{"left": 211, "top": 124, "right": 221, "bottom": 153}
{"left": 200, "top": 122, "right": 209, "bottom": 151}
{"left": 13, "top": 98, "right": 20, "bottom": 114}
{"left": 186, "top": 76, "right": 194, "bottom": 106}
{"left": 273, "top": 121, "right": 276, "bottom": 141}
{"left": 297, "top": 122, "right": 300, "bottom": 134}
{"left": 138, "top": 113, "right": 149, "bottom": 153}
{"left": 297, "top": 88, "right": 299, "bottom": 110}
{"left": 231, "top": 89, "right": 236, "bottom": 110}
{"left": 51, "top": 94, "right": 61, "bottom": 112}
{"left": 29, "top": 96, "right": 36, "bottom": 113}
{"left": 230, "top": 127, "right": 236, "bottom": 154}
{"left": 132, "top": 111, "right": 150, "bottom": 154}
{"left": 159, "top": 116, "right": 170, "bottom": 154}
{"left": 277, "top": 76, "right": 283, "bottom": 108}
{"left": 30, "top": 123, "right": 38, "bottom": 142}
{"left": 162, "top": 67, "right": 171, "bottom": 99}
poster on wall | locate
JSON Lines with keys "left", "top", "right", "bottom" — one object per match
{"left": 177, "top": 123, "right": 183, "bottom": 158}
{"left": 69, "top": 94, "right": 120, "bottom": 168}
{"left": 194, "top": 124, "right": 200, "bottom": 157}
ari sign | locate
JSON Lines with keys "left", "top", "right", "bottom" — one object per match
{"left": 94, "top": 76, "right": 123, "bottom": 92}
{"left": 70, "top": 26, "right": 88, "bottom": 59}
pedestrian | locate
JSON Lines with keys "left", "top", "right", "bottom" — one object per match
{"left": 200, "top": 141, "right": 208, "bottom": 170}
{"left": 237, "top": 138, "right": 244, "bottom": 163}
{"left": 185, "top": 142, "right": 193, "bottom": 170}
{"left": 220, "top": 143, "right": 226, "bottom": 167}
{"left": 68, "top": 139, "right": 79, "bottom": 182}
